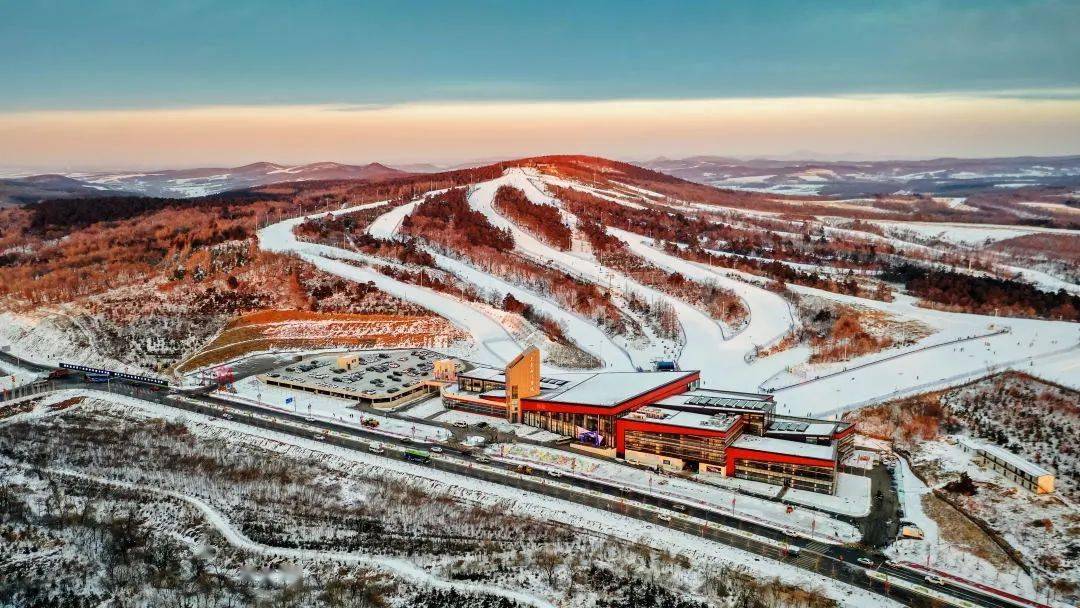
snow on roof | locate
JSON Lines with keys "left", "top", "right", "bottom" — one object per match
{"left": 767, "top": 418, "right": 840, "bottom": 437}
{"left": 962, "top": 438, "right": 1052, "bottom": 478}
{"left": 623, "top": 407, "right": 740, "bottom": 433}
{"left": 458, "top": 367, "right": 572, "bottom": 390}
{"left": 532, "top": 371, "right": 697, "bottom": 407}
{"left": 657, "top": 389, "right": 774, "bottom": 412}
{"left": 459, "top": 367, "right": 504, "bottom": 381}
{"left": 731, "top": 434, "right": 836, "bottom": 462}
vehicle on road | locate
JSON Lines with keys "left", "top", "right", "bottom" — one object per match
{"left": 856, "top": 557, "right": 875, "bottom": 567}
{"left": 430, "top": 446, "right": 443, "bottom": 453}
{"left": 453, "top": 421, "right": 468, "bottom": 428}
{"left": 925, "top": 575, "right": 945, "bottom": 586}
{"left": 785, "top": 545, "right": 801, "bottom": 557}
{"left": 475, "top": 421, "right": 489, "bottom": 428}
{"left": 83, "top": 373, "right": 110, "bottom": 383}
{"left": 304, "top": 416, "right": 315, "bottom": 422}
{"left": 672, "top": 503, "right": 686, "bottom": 512}
{"left": 369, "top": 442, "right": 385, "bottom": 454}
{"left": 312, "top": 432, "right": 325, "bottom": 441}
{"left": 657, "top": 513, "right": 672, "bottom": 522}
{"left": 547, "top": 469, "right": 563, "bottom": 478}
{"left": 403, "top": 449, "right": 431, "bottom": 464}
{"left": 515, "top": 464, "right": 534, "bottom": 474}
{"left": 48, "top": 369, "right": 71, "bottom": 379}
{"left": 361, "top": 418, "right": 379, "bottom": 428}
{"left": 474, "top": 455, "right": 491, "bottom": 464}
{"left": 221, "top": 413, "right": 234, "bottom": 420}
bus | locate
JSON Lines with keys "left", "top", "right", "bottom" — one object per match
{"left": 403, "top": 449, "right": 431, "bottom": 464}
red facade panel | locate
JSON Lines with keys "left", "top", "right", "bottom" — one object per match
{"left": 832, "top": 424, "right": 856, "bottom": 440}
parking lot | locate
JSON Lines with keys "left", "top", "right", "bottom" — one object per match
{"left": 258, "top": 348, "right": 445, "bottom": 409}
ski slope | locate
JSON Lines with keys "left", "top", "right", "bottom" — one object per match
{"left": 427, "top": 251, "right": 636, "bottom": 370}
{"left": 257, "top": 204, "right": 522, "bottom": 366}
{"left": 467, "top": 169, "right": 744, "bottom": 384}
{"left": 770, "top": 286, "right": 1080, "bottom": 417}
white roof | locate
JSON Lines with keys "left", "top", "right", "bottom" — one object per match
{"left": 966, "top": 439, "right": 1052, "bottom": 478}
{"left": 460, "top": 367, "right": 504, "bottom": 381}
{"left": 731, "top": 434, "right": 835, "bottom": 462}
{"left": 656, "top": 389, "right": 774, "bottom": 412}
{"left": 535, "top": 371, "right": 696, "bottom": 407}
{"left": 767, "top": 420, "right": 839, "bottom": 436}
{"left": 624, "top": 407, "right": 740, "bottom": 432}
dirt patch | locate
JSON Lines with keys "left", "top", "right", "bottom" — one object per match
{"left": 176, "top": 309, "right": 466, "bottom": 373}
{"left": 922, "top": 493, "right": 1014, "bottom": 569}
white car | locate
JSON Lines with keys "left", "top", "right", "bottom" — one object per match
{"left": 453, "top": 421, "right": 468, "bottom": 428}
{"left": 368, "top": 442, "right": 385, "bottom": 454}
{"left": 657, "top": 513, "right": 672, "bottom": 522}
{"left": 925, "top": 575, "right": 945, "bottom": 586}
{"left": 430, "top": 446, "right": 443, "bottom": 453}
{"left": 856, "top": 557, "right": 875, "bottom": 567}
{"left": 312, "top": 432, "right": 325, "bottom": 440}
{"left": 547, "top": 469, "right": 563, "bottom": 478}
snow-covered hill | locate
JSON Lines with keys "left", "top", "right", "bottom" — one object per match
{"left": 23, "top": 161, "right": 409, "bottom": 199}
{"left": 641, "top": 155, "right": 1080, "bottom": 198}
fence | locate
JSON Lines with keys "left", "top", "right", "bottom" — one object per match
{"left": 1, "top": 380, "right": 54, "bottom": 403}
{"left": 762, "top": 328, "right": 1010, "bottom": 393}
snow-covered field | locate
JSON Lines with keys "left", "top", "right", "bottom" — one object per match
{"left": 487, "top": 442, "right": 861, "bottom": 543}
{"left": 257, "top": 203, "right": 523, "bottom": 367}
{"left": 399, "top": 395, "right": 446, "bottom": 420}
{"left": 217, "top": 376, "right": 450, "bottom": 442}
{"left": 7, "top": 389, "right": 898, "bottom": 607}
{"left": 0, "top": 358, "right": 43, "bottom": 390}
{"left": 890, "top": 456, "right": 1038, "bottom": 599}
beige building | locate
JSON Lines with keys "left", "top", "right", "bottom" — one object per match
{"left": 960, "top": 438, "right": 1055, "bottom": 494}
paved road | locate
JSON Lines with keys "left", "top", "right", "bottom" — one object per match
{"left": 0, "top": 352, "right": 1034, "bottom": 608}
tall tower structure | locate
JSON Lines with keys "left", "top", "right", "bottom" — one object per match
{"left": 504, "top": 347, "right": 540, "bottom": 423}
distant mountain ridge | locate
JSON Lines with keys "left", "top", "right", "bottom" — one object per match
{"left": 2, "top": 161, "right": 409, "bottom": 204}
{"left": 65, "top": 161, "right": 408, "bottom": 198}
{"left": 639, "top": 154, "right": 1080, "bottom": 197}
{"left": 0, "top": 174, "right": 137, "bottom": 208}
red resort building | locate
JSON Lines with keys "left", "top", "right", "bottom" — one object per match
{"left": 440, "top": 347, "right": 854, "bottom": 494}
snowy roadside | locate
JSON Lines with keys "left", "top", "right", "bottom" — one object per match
{"left": 17, "top": 388, "right": 900, "bottom": 607}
